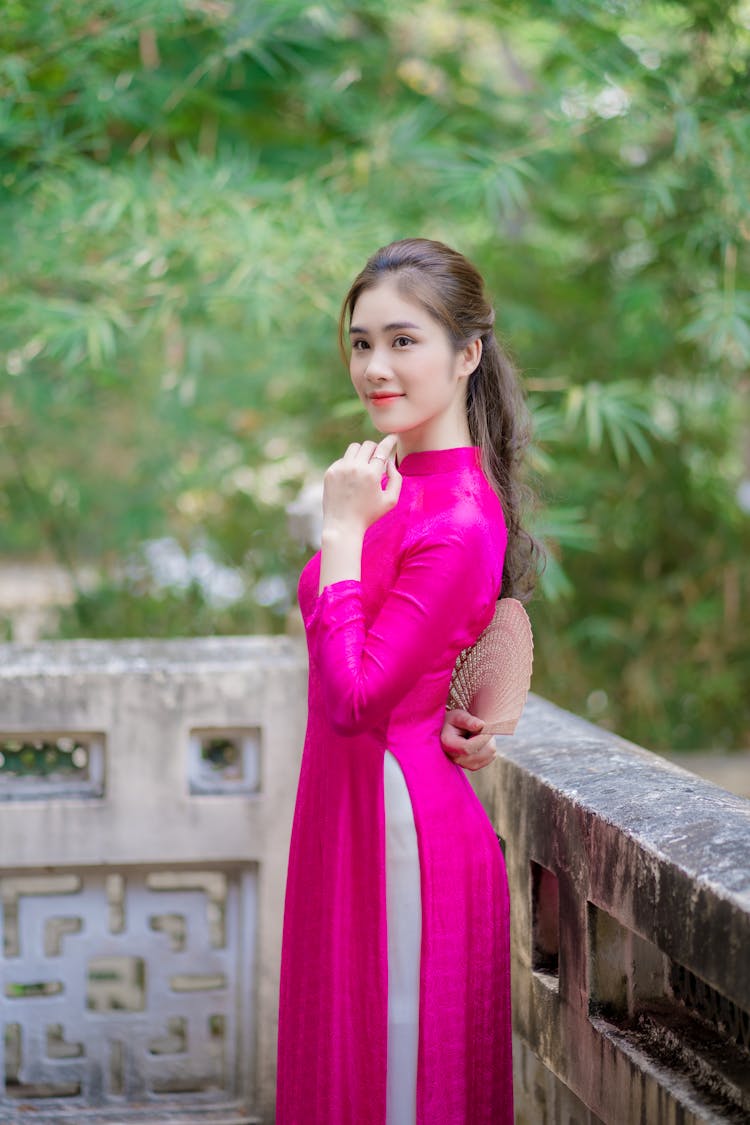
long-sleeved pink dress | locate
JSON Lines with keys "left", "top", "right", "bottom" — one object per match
{"left": 276, "top": 446, "right": 513, "bottom": 1125}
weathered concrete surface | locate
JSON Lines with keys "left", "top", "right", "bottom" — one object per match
{"left": 0, "top": 636, "right": 304, "bottom": 867}
{"left": 0, "top": 636, "right": 308, "bottom": 1124}
{"left": 513, "top": 1033, "right": 605, "bottom": 1124}
{"left": 2, "top": 643, "right": 749, "bottom": 1123}
{"left": 665, "top": 750, "right": 750, "bottom": 801}
{"left": 474, "top": 694, "right": 750, "bottom": 1124}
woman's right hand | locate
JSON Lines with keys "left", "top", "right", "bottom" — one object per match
{"left": 318, "top": 434, "right": 401, "bottom": 593}
{"left": 441, "top": 709, "right": 497, "bottom": 772}
{"left": 322, "top": 434, "right": 401, "bottom": 537}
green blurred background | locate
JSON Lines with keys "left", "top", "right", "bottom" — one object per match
{"left": 1, "top": 0, "right": 748, "bottom": 753}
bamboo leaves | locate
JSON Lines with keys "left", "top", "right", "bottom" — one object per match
{"left": 562, "top": 380, "right": 665, "bottom": 467}
{"left": 0, "top": 0, "right": 748, "bottom": 750}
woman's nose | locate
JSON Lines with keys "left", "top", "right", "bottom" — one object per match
{"left": 364, "top": 347, "right": 393, "bottom": 379}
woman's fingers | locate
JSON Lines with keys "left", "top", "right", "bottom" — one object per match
{"left": 441, "top": 722, "right": 468, "bottom": 754}
{"left": 446, "top": 708, "right": 484, "bottom": 734}
{"left": 362, "top": 434, "right": 401, "bottom": 507}
{"left": 441, "top": 709, "right": 496, "bottom": 772}
{"left": 366, "top": 433, "right": 398, "bottom": 473}
{"left": 374, "top": 433, "right": 398, "bottom": 463}
{"left": 444, "top": 729, "right": 492, "bottom": 756}
{"left": 342, "top": 434, "right": 398, "bottom": 468}
{"left": 382, "top": 457, "right": 402, "bottom": 506}
{"left": 450, "top": 743, "right": 498, "bottom": 772}
{"left": 340, "top": 441, "right": 375, "bottom": 463}
{"left": 441, "top": 708, "right": 495, "bottom": 772}
{"left": 441, "top": 709, "right": 485, "bottom": 752}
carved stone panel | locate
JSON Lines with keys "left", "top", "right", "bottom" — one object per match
{"left": 1, "top": 868, "right": 254, "bottom": 1118}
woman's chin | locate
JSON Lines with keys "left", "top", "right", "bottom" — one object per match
{"left": 367, "top": 415, "right": 408, "bottom": 435}
{"left": 369, "top": 419, "right": 397, "bottom": 435}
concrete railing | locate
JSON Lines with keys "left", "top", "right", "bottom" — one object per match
{"left": 1, "top": 639, "right": 748, "bottom": 1124}
{"left": 0, "top": 637, "right": 307, "bottom": 1125}
{"left": 471, "top": 695, "right": 750, "bottom": 1124}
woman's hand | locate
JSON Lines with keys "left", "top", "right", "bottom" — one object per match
{"left": 318, "top": 434, "right": 401, "bottom": 593}
{"left": 441, "top": 709, "right": 497, "bottom": 772}
{"left": 322, "top": 434, "right": 401, "bottom": 537}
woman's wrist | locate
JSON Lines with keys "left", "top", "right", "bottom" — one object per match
{"left": 319, "top": 523, "right": 365, "bottom": 592}
{"left": 321, "top": 521, "right": 366, "bottom": 546}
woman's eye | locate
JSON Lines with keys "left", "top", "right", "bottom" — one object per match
{"left": 393, "top": 336, "right": 413, "bottom": 348}
{"left": 352, "top": 339, "right": 369, "bottom": 351}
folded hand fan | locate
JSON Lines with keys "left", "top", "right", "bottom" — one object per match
{"left": 447, "top": 598, "right": 534, "bottom": 735}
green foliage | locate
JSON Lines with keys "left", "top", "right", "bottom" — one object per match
{"left": 1, "top": 0, "right": 749, "bottom": 751}
{"left": 0, "top": 735, "right": 90, "bottom": 780}
{"left": 53, "top": 578, "right": 280, "bottom": 639}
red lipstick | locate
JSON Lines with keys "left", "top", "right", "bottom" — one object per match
{"left": 369, "top": 393, "right": 404, "bottom": 406}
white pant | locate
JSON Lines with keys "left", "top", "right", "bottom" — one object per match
{"left": 383, "top": 751, "right": 421, "bottom": 1125}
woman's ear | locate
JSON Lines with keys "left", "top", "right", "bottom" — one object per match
{"left": 458, "top": 337, "right": 482, "bottom": 380}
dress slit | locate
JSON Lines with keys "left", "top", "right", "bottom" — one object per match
{"left": 383, "top": 750, "right": 422, "bottom": 1125}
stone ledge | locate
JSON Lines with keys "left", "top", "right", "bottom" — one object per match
{"left": 496, "top": 694, "right": 750, "bottom": 914}
{"left": 474, "top": 693, "right": 750, "bottom": 1123}
{"left": 0, "top": 635, "right": 303, "bottom": 677}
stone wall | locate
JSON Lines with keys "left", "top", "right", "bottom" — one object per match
{"left": 1, "top": 639, "right": 748, "bottom": 1123}
{"left": 0, "top": 637, "right": 307, "bottom": 1124}
{"left": 472, "top": 695, "right": 750, "bottom": 1124}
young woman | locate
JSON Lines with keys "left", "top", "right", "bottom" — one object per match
{"left": 276, "top": 238, "right": 538, "bottom": 1125}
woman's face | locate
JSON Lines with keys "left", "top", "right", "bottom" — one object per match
{"left": 348, "top": 278, "right": 478, "bottom": 453}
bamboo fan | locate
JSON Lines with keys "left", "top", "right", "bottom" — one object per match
{"left": 448, "top": 598, "right": 534, "bottom": 735}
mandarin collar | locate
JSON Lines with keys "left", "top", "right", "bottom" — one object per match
{"left": 396, "top": 446, "right": 481, "bottom": 476}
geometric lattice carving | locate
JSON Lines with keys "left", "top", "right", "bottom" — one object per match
{"left": 0, "top": 868, "right": 252, "bottom": 1112}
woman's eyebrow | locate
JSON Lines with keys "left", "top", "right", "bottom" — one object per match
{"left": 349, "top": 320, "right": 422, "bottom": 336}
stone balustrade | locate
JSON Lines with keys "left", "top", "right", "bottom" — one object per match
{"left": 472, "top": 695, "right": 750, "bottom": 1124}
{"left": 0, "top": 637, "right": 306, "bottom": 1125}
{"left": 0, "top": 638, "right": 748, "bottom": 1123}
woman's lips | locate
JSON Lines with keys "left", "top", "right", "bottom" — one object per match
{"left": 369, "top": 393, "right": 404, "bottom": 406}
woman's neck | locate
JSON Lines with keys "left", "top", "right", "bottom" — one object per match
{"left": 396, "top": 418, "right": 473, "bottom": 460}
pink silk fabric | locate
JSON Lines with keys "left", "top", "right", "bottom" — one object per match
{"left": 276, "top": 446, "right": 514, "bottom": 1125}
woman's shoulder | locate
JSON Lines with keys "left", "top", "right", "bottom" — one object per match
{"left": 404, "top": 470, "right": 507, "bottom": 552}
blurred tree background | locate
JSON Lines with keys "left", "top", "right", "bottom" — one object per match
{"left": 1, "top": 0, "right": 748, "bottom": 752}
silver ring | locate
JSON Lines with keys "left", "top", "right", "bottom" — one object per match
{"left": 371, "top": 454, "right": 387, "bottom": 464}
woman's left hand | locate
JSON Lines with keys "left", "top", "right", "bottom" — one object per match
{"left": 441, "top": 709, "right": 497, "bottom": 772}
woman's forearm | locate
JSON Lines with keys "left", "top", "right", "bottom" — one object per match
{"left": 319, "top": 524, "right": 365, "bottom": 593}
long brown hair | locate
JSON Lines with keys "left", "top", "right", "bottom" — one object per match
{"left": 339, "top": 237, "right": 542, "bottom": 600}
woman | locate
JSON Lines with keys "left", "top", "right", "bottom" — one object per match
{"left": 277, "top": 238, "right": 538, "bottom": 1125}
